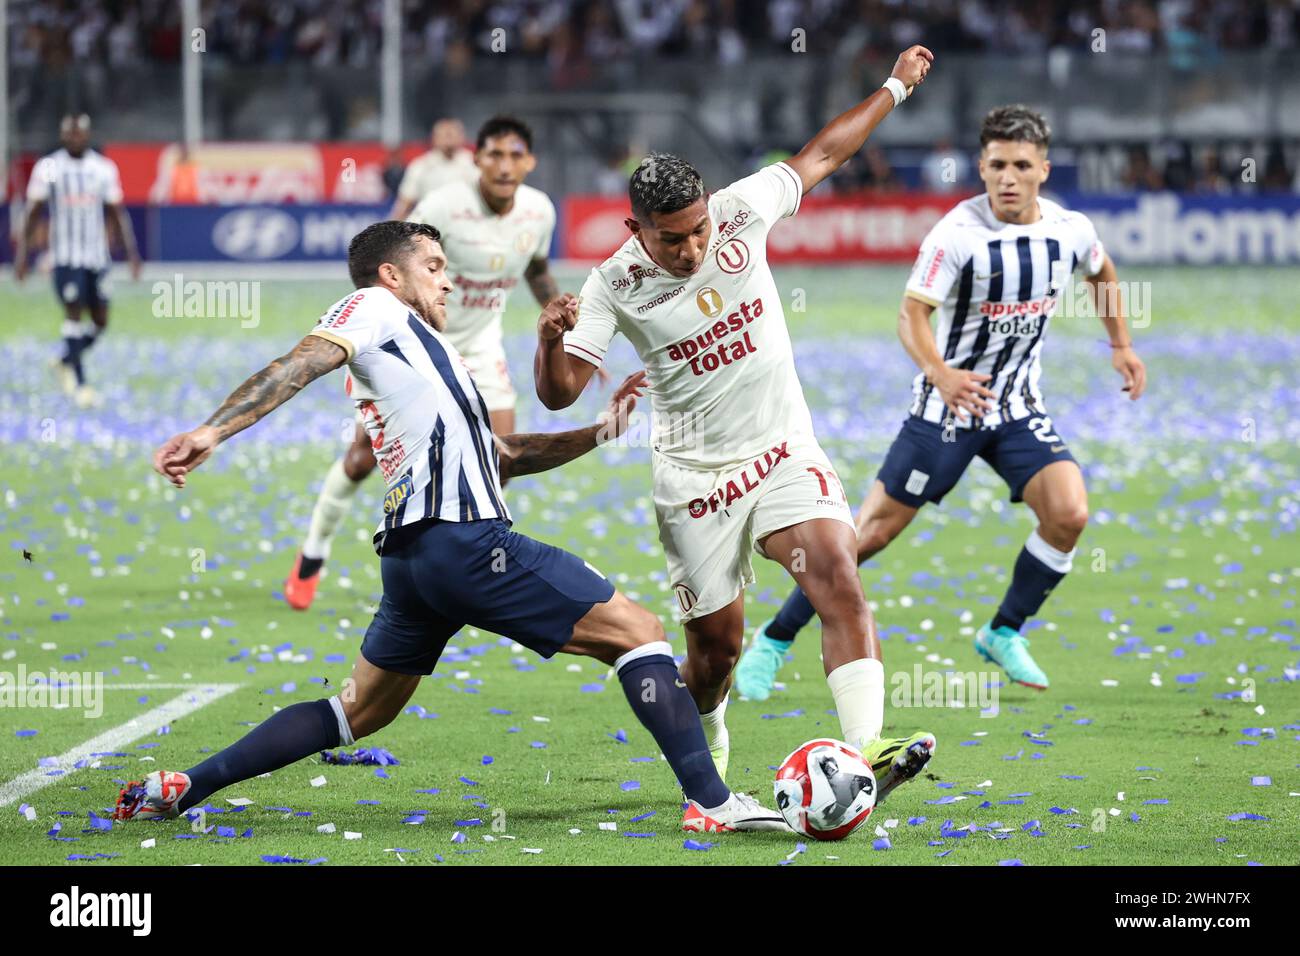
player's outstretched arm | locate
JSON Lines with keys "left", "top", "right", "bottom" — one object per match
{"left": 785, "top": 45, "right": 933, "bottom": 196}
{"left": 1083, "top": 254, "right": 1146, "bottom": 400}
{"left": 498, "top": 371, "right": 645, "bottom": 481}
{"left": 898, "top": 294, "right": 994, "bottom": 421}
{"left": 534, "top": 293, "right": 599, "bottom": 408}
{"left": 152, "top": 335, "right": 348, "bottom": 488}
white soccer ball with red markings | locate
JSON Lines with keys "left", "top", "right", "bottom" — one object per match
{"left": 774, "top": 738, "right": 877, "bottom": 841}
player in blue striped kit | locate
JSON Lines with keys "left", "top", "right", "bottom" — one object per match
{"left": 737, "top": 105, "right": 1148, "bottom": 696}
{"left": 120, "top": 221, "right": 783, "bottom": 833}
{"left": 15, "top": 114, "right": 141, "bottom": 409}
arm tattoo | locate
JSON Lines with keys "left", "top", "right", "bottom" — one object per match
{"left": 205, "top": 335, "right": 346, "bottom": 441}
{"left": 525, "top": 258, "right": 561, "bottom": 307}
{"left": 496, "top": 424, "right": 600, "bottom": 482}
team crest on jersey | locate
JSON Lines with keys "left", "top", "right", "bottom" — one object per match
{"left": 383, "top": 474, "right": 415, "bottom": 514}
{"left": 674, "top": 583, "right": 699, "bottom": 615}
{"left": 716, "top": 239, "right": 750, "bottom": 274}
{"left": 513, "top": 232, "right": 535, "bottom": 253}
{"left": 696, "top": 287, "right": 724, "bottom": 317}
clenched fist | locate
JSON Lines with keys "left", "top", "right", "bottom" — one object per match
{"left": 538, "top": 293, "right": 580, "bottom": 342}
{"left": 891, "top": 45, "right": 934, "bottom": 94}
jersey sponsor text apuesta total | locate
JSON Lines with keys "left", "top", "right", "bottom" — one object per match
{"left": 905, "top": 193, "right": 1106, "bottom": 429}
{"left": 564, "top": 162, "right": 813, "bottom": 469}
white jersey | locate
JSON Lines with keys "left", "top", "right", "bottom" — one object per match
{"left": 409, "top": 180, "right": 555, "bottom": 355}
{"left": 905, "top": 194, "right": 1106, "bottom": 429}
{"left": 26, "top": 148, "right": 124, "bottom": 269}
{"left": 397, "top": 148, "right": 479, "bottom": 204}
{"left": 309, "top": 287, "right": 510, "bottom": 551}
{"left": 564, "top": 161, "right": 813, "bottom": 470}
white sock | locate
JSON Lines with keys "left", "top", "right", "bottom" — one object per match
{"left": 699, "top": 694, "right": 729, "bottom": 753}
{"left": 303, "top": 458, "right": 363, "bottom": 560}
{"left": 328, "top": 695, "right": 355, "bottom": 746}
{"left": 828, "top": 657, "right": 885, "bottom": 753}
{"left": 1025, "top": 528, "right": 1075, "bottom": 573}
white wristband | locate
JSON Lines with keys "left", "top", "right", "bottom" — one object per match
{"left": 882, "top": 77, "right": 908, "bottom": 107}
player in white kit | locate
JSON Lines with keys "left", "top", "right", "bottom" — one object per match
{"left": 14, "top": 114, "right": 142, "bottom": 409}
{"left": 736, "top": 105, "right": 1148, "bottom": 698}
{"left": 387, "top": 117, "right": 478, "bottom": 221}
{"left": 535, "top": 46, "right": 939, "bottom": 796}
{"left": 285, "top": 117, "right": 567, "bottom": 610}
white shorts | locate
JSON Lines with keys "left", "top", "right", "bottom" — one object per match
{"left": 653, "top": 438, "right": 854, "bottom": 622}
{"left": 460, "top": 340, "right": 517, "bottom": 413}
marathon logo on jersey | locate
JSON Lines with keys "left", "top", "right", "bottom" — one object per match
{"left": 666, "top": 296, "right": 764, "bottom": 375}
{"left": 635, "top": 285, "right": 685, "bottom": 315}
{"left": 383, "top": 474, "right": 415, "bottom": 515}
{"left": 918, "top": 247, "right": 945, "bottom": 289}
{"left": 322, "top": 291, "right": 365, "bottom": 328}
{"left": 612, "top": 264, "right": 663, "bottom": 292}
{"left": 687, "top": 442, "right": 790, "bottom": 518}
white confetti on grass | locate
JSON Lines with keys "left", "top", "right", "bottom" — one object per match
{"left": 310, "top": 775, "right": 327, "bottom": 788}
{"left": 226, "top": 797, "right": 254, "bottom": 806}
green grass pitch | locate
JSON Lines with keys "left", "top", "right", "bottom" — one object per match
{"left": 0, "top": 264, "right": 1297, "bottom": 866}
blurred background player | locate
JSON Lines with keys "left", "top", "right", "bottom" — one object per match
{"left": 127, "top": 221, "right": 782, "bottom": 834}
{"left": 13, "top": 113, "right": 142, "bottom": 409}
{"left": 285, "top": 116, "right": 572, "bottom": 610}
{"left": 536, "top": 46, "right": 938, "bottom": 795}
{"left": 736, "top": 105, "right": 1148, "bottom": 699}
{"left": 386, "top": 117, "right": 478, "bottom": 220}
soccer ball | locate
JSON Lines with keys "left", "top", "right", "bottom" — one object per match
{"left": 773, "top": 738, "right": 877, "bottom": 841}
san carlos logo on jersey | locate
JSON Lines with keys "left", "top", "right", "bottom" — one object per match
{"left": 696, "top": 287, "right": 724, "bottom": 317}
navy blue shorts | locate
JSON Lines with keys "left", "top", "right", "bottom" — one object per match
{"left": 360, "top": 519, "right": 616, "bottom": 675}
{"left": 877, "top": 414, "right": 1078, "bottom": 508}
{"left": 52, "top": 266, "right": 109, "bottom": 309}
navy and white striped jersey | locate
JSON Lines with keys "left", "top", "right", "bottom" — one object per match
{"left": 905, "top": 194, "right": 1106, "bottom": 429}
{"left": 26, "top": 148, "right": 124, "bottom": 270}
{"left": 309, "top": 287, "right": 510, "bottom": 551}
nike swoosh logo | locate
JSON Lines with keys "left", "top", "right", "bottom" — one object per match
{"left": 974, "top": 271, "right": 1003, "bottom": 281}
{"left": 674, "top": 679, "right": 687, "bottom": 688}
{"left": 1051, "top": 444, "right": 1066, "bottom": 452}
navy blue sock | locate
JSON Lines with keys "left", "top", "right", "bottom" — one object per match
{"left": 61, "top": 338, "right": 85, "bottom": 385}
{"left": 616, "top": 651, "right": 730, "bottom": 809}
{"left": 992, "top": 546, "right": 1068, "bottom": 632}
{"left": 766, "top": 586, "right": 816, "bottom": 642}
{"left": 179, "top": 699, "right": 341, "bottom": 811}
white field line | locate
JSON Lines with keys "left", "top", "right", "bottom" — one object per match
{"left": 0, "top": 683, "right": 242, "bottom": 808}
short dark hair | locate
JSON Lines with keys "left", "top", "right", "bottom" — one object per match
{"left": 629, "top": 153, "right": 705, "bottom": 224}
{"left": 347, "top": 221, "right": 442, "bottom": 288}
{"left": 980, "top": 105, "right": 1051, "bottom": 150}
{"left": 476, "top": 115, "right": 533, "bottom": 152}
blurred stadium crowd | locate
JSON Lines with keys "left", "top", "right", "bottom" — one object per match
{"left": 10, "top": 0, "right": 1299, "bottom": 69}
